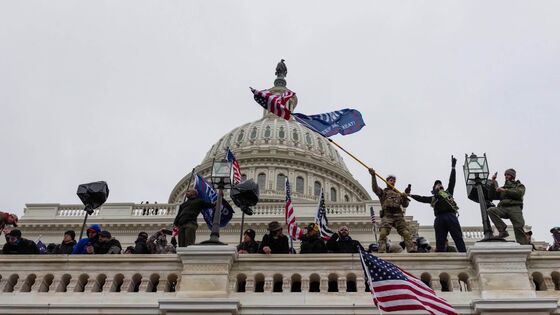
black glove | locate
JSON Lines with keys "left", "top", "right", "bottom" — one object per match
{"left": 404, "top": 184, "right": 411, "bottom": 194}
{"left": 451, "top": 155, "right": 457, "bottom": 168}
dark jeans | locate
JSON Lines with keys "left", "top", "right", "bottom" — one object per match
{"left": 434, "top": 212, "right": 466, "bottom": 252}
{"left": 178, "top": 222, "right": 198, "bottom": 247}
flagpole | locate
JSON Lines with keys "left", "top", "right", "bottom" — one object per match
{"left": 183, "top": 168, "right": 196, "bottom": 202}
{"left": 370, "top": 206, "right": 378, "bottom": 243}
{"left": 239, "top": 212, "right": 245, "bottom": 244}
{"left": 293, "top": 116, "right": 402, "bottom": 194}
{"left": 326, "top": 138, "right": 401, "bottom": 194}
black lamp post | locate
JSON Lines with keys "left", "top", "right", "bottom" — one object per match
{"left": 463, "top": 153, "right": 495, "bottom": 241}
{"left": 200, "top": 159, "right": 232, "bottom": 245}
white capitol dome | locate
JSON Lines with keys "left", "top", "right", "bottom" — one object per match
{"left": 169, "top": 84, "right": 371, "bottom": 204}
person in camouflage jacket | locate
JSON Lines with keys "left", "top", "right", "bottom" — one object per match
{"left": 369, "top": 168, "right": 414, "bottom": 253}
{"left": 487, "top": 168, "right": 528, "bottom": 245}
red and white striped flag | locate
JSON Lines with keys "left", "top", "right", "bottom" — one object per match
{"left": 226, "top": 148, "right": 241, "bottom": 185}
{"left": 369, "top": 206, "right": 376, "bottom": 224}
{"left": 285, "top": 179, "right": 304, "bottom": 240}
{"left": 360, "top": 250, "right": 457, "bottom": 315}
{"left": 250, "top": 87, "right": 295, "bottom": 120}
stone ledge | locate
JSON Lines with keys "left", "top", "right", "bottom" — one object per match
{"left": 472, "top": 298, "right": 558, "bottom": 314}
{"left": 159, "top": 298, "right": 240, "bottom": 315}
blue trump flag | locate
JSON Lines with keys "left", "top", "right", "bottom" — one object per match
{"left": 293, "top": 109, "right": 365, "bottom": 137}
{"left": 194, "top": 174, "right": 234, "bottom": 228}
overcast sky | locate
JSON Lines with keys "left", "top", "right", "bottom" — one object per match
{"left": 1, "top": 1, "right": 559, "bottom": 244}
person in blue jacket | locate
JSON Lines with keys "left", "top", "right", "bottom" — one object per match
{"left": 72, "top": 224, "right": 101, "bottom": 254}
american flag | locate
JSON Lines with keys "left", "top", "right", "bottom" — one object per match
{"left": 369, "top": 206, "right": 376, "bottom": 224}
{"left": 226, "top": 148, "right": 241, "bottom": 185}
{"left": 250, "top": 87, "right": 295, "bottom": 120}
{"left": 315, "top": 189, "right": 334, "bottom": 241}
{"left": 285, "top": 179, "right": 304, "bottom": 240}
{"left": 359, "top": 250, "right": 457, "bottom": 315}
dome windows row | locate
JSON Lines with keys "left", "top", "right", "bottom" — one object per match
{"left": 213, "top": 122, "right": 340, "bottom": 161}
{"left": 249, "top": 172, "right": 351, "bottom": 202}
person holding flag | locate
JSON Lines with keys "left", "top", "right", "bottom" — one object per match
{"left": 173, "top": 188, "right": 215, "bottom": 247}
{"left": 369, "top": 169, "right": 415, "bottom": 253}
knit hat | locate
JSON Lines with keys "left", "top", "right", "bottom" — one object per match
{"left": 244, "top": 229, "right": 256, "bottom": 240}
{"left": 504, "top": 168, "right": 516, "bottom": 178}
{"left": 99, "top": 230, "right": 112, "bottom": 238}
{"left": 138, "top": 232, "right": 148, "bottom": 239}
{"left": 267, "top": 221, "right": 282, "bottom": 232}
{"left": 8, "top": 229, "right": 21, "bottom": 238}
{"left": 64, "top": 230, "right": 76, "bottom": 240}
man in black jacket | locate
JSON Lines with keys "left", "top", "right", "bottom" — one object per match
{"left": 173, "top": 189, "right": 215, "bottom": 247}
{"left": 2, "top": 229, "right": 39, "bottom": 254}
{"left": 133, "top": 232, "right": 149, "bottom": 254}
{"left": 53, "top": 230, "right": 77, "bottom": 254}
{"left": 95, "top": 231, "right": 122, "bottom": 254}
{"left": 300, "top": 223, "right": 327, "bottom": 254}
{"left": 409, "top": 156, "right": 466, "bottom": 252}
{"left": 258, "top": 221, "right": 290, "bottom": 254}
{"left": 326, "top": 226, "right": 364, "bottom": 253}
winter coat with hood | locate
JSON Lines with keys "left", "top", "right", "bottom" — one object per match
{"left": 72, "top": 224, "right": 101, "bottom": 254}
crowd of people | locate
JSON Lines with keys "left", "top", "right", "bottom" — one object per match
{"left": 2, "top": 159, "right": 560, "bottom": 254}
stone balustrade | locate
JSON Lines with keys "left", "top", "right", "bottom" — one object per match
{"left": 23, "top": 201, "right": 371, "bottom": 221}
{"left": 0, "top": 243, "right": 559, "bottom": 314}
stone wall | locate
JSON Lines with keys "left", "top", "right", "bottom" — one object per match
{"left": 0, "top": 242, "right": 559, "bottom": 314}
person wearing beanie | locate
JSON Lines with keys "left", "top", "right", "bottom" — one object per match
{"left": 300, "top": 223, "right": 327, "bottom": 254}
{"left": 368, "top": 168, "right": 414, "bottom": 253}
{"left": 487, "top": 168, "right": 528, "bottom": 244}
{"left": 53, "top": 230, "right": 77, "bottom": 254}
{"left": 96, "top": 230, "right": 122, "bottom": 254}
{"left": 237, "top": 228, "right": 259, "bottom": 254}
{"left": 134, "top": 231, "right": 150, "bottom": 254}
{"left": 258, "top": 221, "right": 289, "bottom": 254}
{"left": 2, "top": 229, "right": 40, "bottom": 254}
{"left": 408, "top": 156, "right": 467, "bottom": 252}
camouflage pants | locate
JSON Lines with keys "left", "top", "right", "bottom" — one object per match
{"left": 378, "top": 210, "right": 414, "bottom": 253}
{"left": 487, "top": 205, "right": 528, "bottom": 245}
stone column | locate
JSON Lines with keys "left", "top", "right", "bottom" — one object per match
{"left": 159, "top": 245, "right": 240, "bottom": 315}
{"left": 176, "top": 245, "right": 237, "bottom": 297}
{"left": 338, "top": 277, "right": 346, "bottom": 293}
{"left": 468, "top": 242, "right": 557, "bottom": 314}
{"left": 264, "top": 277, "right": 273, "bottom": 292}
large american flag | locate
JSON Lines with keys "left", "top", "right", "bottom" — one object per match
{"left": 359, "top": 250, "right": 457, "bottom": 315}
{"left": 226, "top": 148, "right": 241, "bottom": 185}
{"left": 285, "top": 179, "right": 304, "bottom": 240}
{"left": 250, "top": 87, "right": 295, "bottom": 120}
{"left": 315, "top": 189, "right": 334, "bottom": 241}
